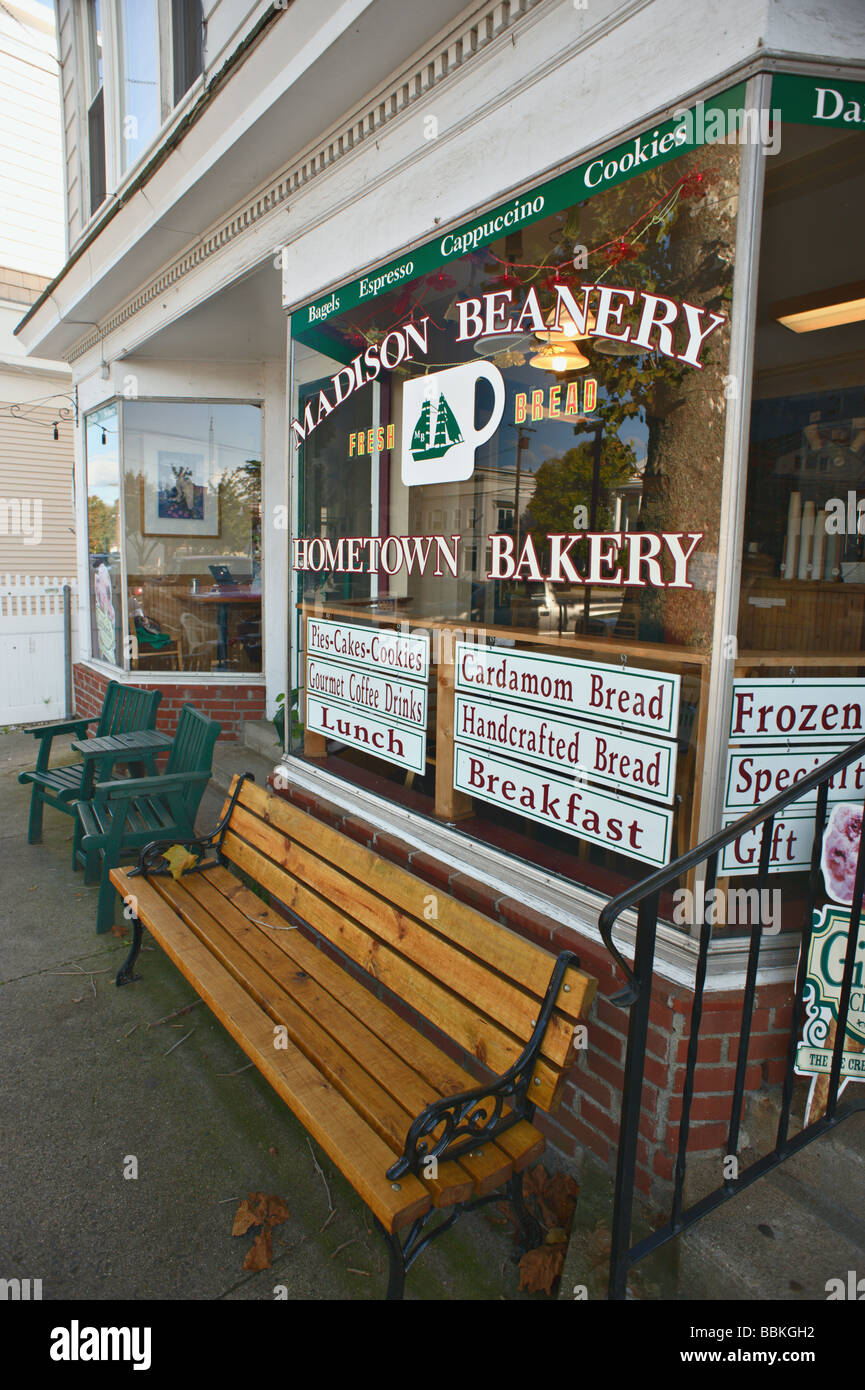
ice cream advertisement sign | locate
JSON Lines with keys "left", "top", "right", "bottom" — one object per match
{"left": 794, "top": 804, "right": 865, "bottom": 1090}
{"left": 795, "top": 904, "right": 865, "bottom": 1086}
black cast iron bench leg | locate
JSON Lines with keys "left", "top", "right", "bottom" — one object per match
{"left": 116, "top": 914, "right": 143, "bottom": 986}
{"left": 507, "top": 1170, "right": 544, "bottom": 1253}
{"left": 374, "top": 1167, "right": 545, "bottom": 1298}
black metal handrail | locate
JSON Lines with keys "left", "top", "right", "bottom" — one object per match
{"left": 600, "top": 733, "right": 865, "bottom": 1300}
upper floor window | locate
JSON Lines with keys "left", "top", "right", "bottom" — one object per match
{"left": 85, "top": 0, "right": 105, "bottom": 214}
{"left": 81, "top": 0, "right": 203, "bottom": 209}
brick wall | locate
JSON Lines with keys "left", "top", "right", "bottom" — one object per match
{"left": 269, "top": 772, "right": 796, "bottom": 1204}
{"left": 73, "top": 663, "right": 266, "bottom": 741}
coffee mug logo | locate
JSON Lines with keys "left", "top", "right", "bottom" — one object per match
{"left": 401, "top": 361, "right": 505, "bottom": 486}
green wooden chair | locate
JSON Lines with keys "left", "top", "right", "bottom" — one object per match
{"left": 18, "top": 682, "right": 163, "bottom": 848}
{"left": 75, "top": 704, "right": 222, "bottom": 934}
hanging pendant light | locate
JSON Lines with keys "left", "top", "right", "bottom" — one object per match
{"left": 528, "top": 341, "right": 590, "bottom": 373}
{"left": 534, "top": 307, "right": 597, "bottom": 344}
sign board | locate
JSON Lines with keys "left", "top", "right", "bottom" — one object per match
{"left": 454, "top": 694, "right": 677, "bottom": 804}
{"left": 795, "top": 905, "right": 865, "bottom": 1083}
{"left": 453, "top": 746, "right": 674, "bottom": 867}
{"left": 307, "top": 656, "right": 427, "bottom": 728}
{"left": 724, "top": 745, "right": 865, "bottom": 812}
{"left": 305, "top": 616, "right": 429, "bottom": 774}
{"left": 720, "top": 807, "right": 815, "bottom": 876}
{"left": 291, "top": 83, "right": 747, "bottom": 329}
{"left": 454, "top": 642, "right": 680, "bottom": 738}
{"left": 728, "top": 679, "right": 865, "bottom": 744}
{"left": 306, "top": 617, "right": 430, "bottom": 682}
{"left": 305, "top": 695, "right": 427, "bottom": 775}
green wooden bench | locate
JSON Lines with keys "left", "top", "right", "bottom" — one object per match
{"left": 109, "top": 774, "right": 597, "bottom": 1297}
{"left": 75, "top": 704, "right": 221, "bottom": 934}
{"left": 18, "top": 682, "right": 163, "bottom": 852}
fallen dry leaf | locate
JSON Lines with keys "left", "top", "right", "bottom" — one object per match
{"left": 161, "top": 844, "right": 197, "bottom": 881}
{"left": 518, "top": 1244, "right": 565, "bottom": 1295}
{"left": 242, "top": 1228, "right": 273, "bottom": 1271}
{"left": 232, "top": 1199, "right": 262, "bottom": 1238}
{"left": 266, "top": 1194, "right": 290, "bottom": 1226}
{"left": 232, "top": 1191, "right": 290, "bottom": 1267}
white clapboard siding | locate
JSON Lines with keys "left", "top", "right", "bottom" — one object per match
{"left": 0, "top": 404, "right": 77, "bottom": 579}
{"left": 0, "top": 575, "right": 77, "bottom": 724}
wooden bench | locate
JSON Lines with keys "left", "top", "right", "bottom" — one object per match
{"left": 110, "top": 774, "right": 596, "bottom": 1298}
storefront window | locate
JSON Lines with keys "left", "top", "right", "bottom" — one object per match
{"left": 289, "top": 93, "right": 744, "bottom": 899}
{"left": 83, "top": 399, "right": 263, "bottom": 675}
{"left": 123, "top": 402, "right": 262, "bottom": 674}
{"left": 85, "top": 402, "right": 123, "bottom": 666}
{"left": 727, "top": 73, "right": 865, "bottom": 932}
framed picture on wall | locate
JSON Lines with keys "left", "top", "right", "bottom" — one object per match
{"left": 141, "top": 450, "right": 221, "bottom": 537}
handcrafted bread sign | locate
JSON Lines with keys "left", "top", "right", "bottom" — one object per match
{"left": 454, "top": 695, "right": 677, "bottom": 804}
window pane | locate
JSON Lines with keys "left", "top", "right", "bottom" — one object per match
{"left": 731, "top": 94, "right": 865, "bottom": 937}
{"left": 172, "top": 0, "right": 203, "bottom": 105}
{"left": 87, "top": 0, "right": 103, "bottom": 97}
{"left": 88, "top": 87, "right": 106, "bottom": 214}
{"left": 290, "top": 133, "right": 740, "bottom": 899}
{"left": 122, "top": 402, "right": 262, "bottom": 674}
{"left": 119, "top": 0, "right": 161, "bottom": 171}
{"left": 85, "top": 404, "right": 123, "bottom": 666}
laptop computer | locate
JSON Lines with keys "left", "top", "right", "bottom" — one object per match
{"left": 208, "top": 564, "right": 238, "bottom": 588}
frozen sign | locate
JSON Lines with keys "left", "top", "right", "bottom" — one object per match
{"left": 455, "top": 643, "right": 680, "bottom": 738}
{"left": 729, "top": 679, "right": 865, "bottom": 743}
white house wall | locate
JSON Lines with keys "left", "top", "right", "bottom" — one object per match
{"left": 0, "top": 1, "right": 65, "bottom": 277}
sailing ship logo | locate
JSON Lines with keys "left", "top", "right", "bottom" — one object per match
{"left": 410, "top": 392, "right": 464, "bottom": 462}
{"left": 401, "top": 361, "right": 505, "bottom": 487}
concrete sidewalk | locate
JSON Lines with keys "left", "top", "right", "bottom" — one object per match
{"left": 0, "top": 731, "right": 536, "bottom": 1301}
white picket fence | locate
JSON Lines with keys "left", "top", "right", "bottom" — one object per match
{"left": 0, "top": 575, "right": 78, "bottom": 725}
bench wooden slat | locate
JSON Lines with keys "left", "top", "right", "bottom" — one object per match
{"left": 222, "top": 830, "right": 564, "bottom": 1111}
{"left": 146, "top": 872, "right": 479, "bottom": 1208}
{"left": 225, "top": 778, "right": 594, "bottom": 1021}
{"left": 200, "top": 866, "right": 547, "bottom": 1178}
{"left": 226, "top": 802, "right": 577, "bottom": 1069}
{"left": 176, "top": 870, "right": 519, "bottom": 1199}
{"left": 112, "top": 869, "right": 431, "bottom": 1234}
